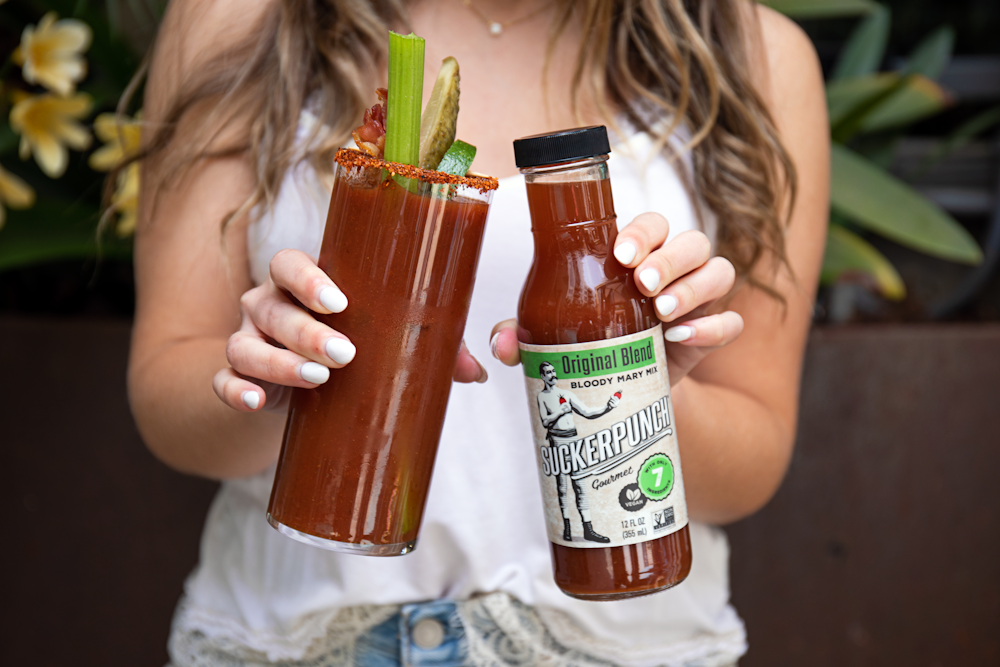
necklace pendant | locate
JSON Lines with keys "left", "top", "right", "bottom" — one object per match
{"left": 489, "top": 21, "right": 503, "bottom": 36}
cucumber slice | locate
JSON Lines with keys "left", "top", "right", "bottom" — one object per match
{"left": 435, "top": 140, "right": 477, "bottom": 176}
{"left": 418, "top": 57, "right": 460, "bottom": 170}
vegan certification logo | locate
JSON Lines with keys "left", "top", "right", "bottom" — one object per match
{"left": 638, "top": 454, "right": 674, "bottom": 501}
{"left": 618, "top": 483, "right": 647, "bottom": 512}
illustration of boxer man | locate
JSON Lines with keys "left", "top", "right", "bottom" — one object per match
{"left": 536, "top": 361, "right": 620, "bottom": 542}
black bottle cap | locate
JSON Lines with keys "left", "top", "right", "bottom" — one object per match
{"left": 513, "top": 126, "right": 611, "bottom": 169}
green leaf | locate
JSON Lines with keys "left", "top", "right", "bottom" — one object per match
{"left": 822, "top": 223, "right": 906, "bottom": 300}
{"left": 830, "top": 144, "right": 982, "bottom": 264}
{"left": 902, "top": 26, "right": 954, "bottom": 80}
{"left": 759, "top": 0, "right": 878, "bottom": 18}
{"left": 827, "top": 73, "right": 947, "bottom": 142}
{"left": 828, "top": 73, "right": 907, "bottom": 142}
{"left": 827, "top": 73, "right": 897, "bottom": 127}
{"left": 854, "top": 75, "right": 948, "bottom": 134}
{"left": 832, "top": 5, "right": 891, "bottom": 81}
{"left": 0, "top": 199, "right": 131, "bottom": 271}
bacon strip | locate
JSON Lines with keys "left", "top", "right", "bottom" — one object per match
{"left": 352, "top": 88, "right": 388, "bottom": 158}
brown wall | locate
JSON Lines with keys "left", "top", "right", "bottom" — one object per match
{"left": 0, "top": 318, "right": 217, "bottom": 666}
{"left": 2, "top": 318, "right": 998, "bottom": 665}
{"left": 728, "top": 325, "right": 1000, "bottom": 666}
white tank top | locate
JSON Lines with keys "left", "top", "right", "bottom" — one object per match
{"left": 172, "top": 113, "right": 746, "bottom": 666}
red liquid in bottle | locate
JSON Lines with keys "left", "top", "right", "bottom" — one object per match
{"left": 515, "top": 128, "right": 692, "bottom": 599}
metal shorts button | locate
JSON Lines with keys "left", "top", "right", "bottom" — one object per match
{"left": 411, "top": 617, "right": 446, "bottom": 650}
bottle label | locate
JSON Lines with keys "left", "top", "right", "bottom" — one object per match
{"left": 519, "top": 325, "right": 688, "bottom": 548}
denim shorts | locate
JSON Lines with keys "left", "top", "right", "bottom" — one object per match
{"left": 353, "top": 600, "right": 467, "bottom": 667}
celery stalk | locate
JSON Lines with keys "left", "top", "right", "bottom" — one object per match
{"left": 385, "top": 32, "right": 425, "bottom": 167}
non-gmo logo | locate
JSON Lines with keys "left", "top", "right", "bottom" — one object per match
{"left": 653, "top": 507, "right": 676, "bottom": 531}
{"left": 618, "top": 483, "right": 647, "bottom": 512}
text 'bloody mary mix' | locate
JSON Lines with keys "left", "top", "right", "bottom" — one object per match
{"left": 514, "top": 126, "right": 692, "bottom": 599}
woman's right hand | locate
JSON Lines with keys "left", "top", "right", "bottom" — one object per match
{"left": 212, "top": 249, "right": 356, "bottom": 413}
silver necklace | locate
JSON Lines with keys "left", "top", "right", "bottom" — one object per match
{"left": 458, "top": 0, "right": 555, "bottom": 37}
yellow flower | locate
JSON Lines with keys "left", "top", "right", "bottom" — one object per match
{"left": 89, "top": 112, "right": 142, "bottom": 171}
{"left": 89, "top": 113, "right": 142, "bottom": 236}
{"left": 10, "top": 92, "right": 93, "bottom": 178}
{"left": 0, "top": 162, "right": 37, "bottom": 230}
{"left": 110, "top": 162, "right": 139, "bottom": 237}
{"left": 13, "top": 12, "right": 92, "bottom": 96}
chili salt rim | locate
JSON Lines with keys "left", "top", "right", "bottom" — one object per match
{"left": 335, "top": 148, "right": 499, "bottom": 193}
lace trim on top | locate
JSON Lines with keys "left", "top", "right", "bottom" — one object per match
{"left": 169, "top": 598, "right": 399, "bottom": 666}
{"left": 169, "top": 592, "right": 746, "bottom": 667}
{"left": 460, "top": 594, "right": 746, "bottom": 667}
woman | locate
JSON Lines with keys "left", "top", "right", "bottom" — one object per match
{"left": 128, "top": 0, "right": 828, "bottom": 664}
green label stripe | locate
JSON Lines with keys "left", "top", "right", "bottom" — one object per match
{"left": 520, "top": 336, "right": 657, "bottom": 379}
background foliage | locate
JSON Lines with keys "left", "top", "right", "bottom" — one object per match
{"left": 764, "top": 0, "right": 998, "bottom": 303}
{"left": 0, "top": 0, "right": 998, "bottom": 318}
{"left": 0, "top": 0, "right": 162, "bottom": 271}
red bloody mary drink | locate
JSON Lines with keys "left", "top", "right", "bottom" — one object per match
{"left": 514, "top": 127, "right": 692, "bottom": 599}
{"left": 267, "top": 149, "right": 498, "bottom": 555}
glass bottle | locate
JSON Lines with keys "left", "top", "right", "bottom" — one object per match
{"left": 514, "top": 126, "right": 692, "bottom": 599}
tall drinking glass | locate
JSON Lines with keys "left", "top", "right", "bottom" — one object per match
{"left": 267, "top": 148, "right": 498, "bottom": 556}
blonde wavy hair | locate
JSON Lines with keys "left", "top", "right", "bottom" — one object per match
{"left": 123, "top": 0, "right": 795, "bottom": 297}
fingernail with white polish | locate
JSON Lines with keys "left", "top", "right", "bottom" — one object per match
{"left": 319, "top": 285, "right": 348, "bottom": 313}
{"left": 665, "top": 325, "right": 693, "bottom": 342}
{"left": 326, "top": 338, "right": 357, "bottom": 365}
{"left": 639, "top": 268, "right": 660, "bottom": 292}
{"left": 300, "top": 361, "right": 331, "bottom": 384}
{"left": 326, "top": 338, "right": 358, "bottom": 365}
{"left": 655, "top": 294, "right": 678, "bottom": 318}
{"left": 242, "top": 391, "right": 260, "bottom": 410}
{"left": 490, "top": 332, "right": 501, "bottom": 360}
{"left": 614, "top": 242, "right": 637, "bottom": 266}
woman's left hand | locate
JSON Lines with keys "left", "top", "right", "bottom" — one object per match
{"left": 490, "top": 212, "right": 743, "bottom": 386}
